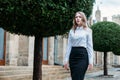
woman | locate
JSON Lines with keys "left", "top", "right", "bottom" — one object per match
{"left": 64, "top": 11, "right": 93, "bottom": 80}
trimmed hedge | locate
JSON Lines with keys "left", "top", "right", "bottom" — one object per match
{"left": 91, "top": 21, "right": 120, "bottom": 55}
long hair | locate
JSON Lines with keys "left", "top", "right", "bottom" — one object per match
{"left": 72, "top": 11, "right": 88, "bottom": 31}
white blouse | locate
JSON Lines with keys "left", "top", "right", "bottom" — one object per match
{"left": 64, "top": 26, "right": 93, "bottom": 65}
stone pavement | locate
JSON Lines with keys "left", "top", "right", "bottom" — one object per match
{"left": 0, "top": 65, "right": 120, "bottom": 80}
{"left": 65, "top": 67, "right": 120, "bottom": 80}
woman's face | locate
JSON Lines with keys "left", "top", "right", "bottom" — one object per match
{"left": 75, "top": 13, "right": 82, "bottom": 26}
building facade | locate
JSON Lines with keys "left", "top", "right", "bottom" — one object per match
{"left": 0, "top": 28, "right": 119, "bottom": 66}
{"left": 0, "top": 30, "right": 67, "bottom": 66}
{"left": 112, "top": 15, "right": 120, "bottom": 25}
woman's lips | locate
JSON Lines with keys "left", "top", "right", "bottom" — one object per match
{"left": 77, "top": 21, "right": 80, "bottom": 23}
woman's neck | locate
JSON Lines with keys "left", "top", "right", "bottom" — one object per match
{"left": 77, "top": 24, "right": 82, "bottom": 27}
{"left": 77, "top": 25, "right": 82, "bottom": 27}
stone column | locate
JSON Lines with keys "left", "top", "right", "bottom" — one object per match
{"left": 118, "top": 56, "right": 120, "bottom": 65}
{"left": 48, "top": 37, "right": 54, "bottom": 65}
{"left": 63, "top": 37, "right": 67, "bottom": 64}
{"left": 93, "top": 51, "right": 96, "bottom": 65}
{"left": 5, "top": 32, "right": 9, "bottom": 65}
{"left": 8, "top": 33, "right": 19, "bottom": 66}
{"left": 96, "top": 52, "right": 102, "bottom": 66}
{"left": 57, "top": 36, "right": 63, "bottom": 65}
{"left": 28, "top": 36, "right": 34, "bottom": 66}
{"left": 114, "top": 55, "right": 118, "bottom": 65}
{"left": 112, "top": 53, "right": 120, "bottom": 65}
{"left": 116, "top": 56, "right": 119, "bottom": 65}
{"left": 18, "top": 35, "right": 29, "bottom": 66}
{"left": 111, "top": 53, "right": 114, "bottom": 65}
{"left": 107, "top": 52, "right": 111, "bottom": 65}
{"left": 101, "top": 52, "right": 104, "bottom": 66}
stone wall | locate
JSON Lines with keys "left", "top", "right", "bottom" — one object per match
{"left": 18, "top": 35, "right": 29, "bottom": 66}
{"left": 55, "top": 36, "right": 63, "bottom": 65}
{"left": 5, "top": 32, "right": 34, "bottom": 66}
{"left": 6, "top": 32, "right": 19, "bottom": 66}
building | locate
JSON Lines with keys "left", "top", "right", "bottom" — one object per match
{"left": 0, "top": 29, "right": 67, "bottom": 66}
{"left": 95, "top": 6, "right": 101, "bottom": 22}
{"left": 103, "top": 17, "right": 107, "bottom": 21}
{"left": 112, "top": 15, "right": 120, "bottom": 25}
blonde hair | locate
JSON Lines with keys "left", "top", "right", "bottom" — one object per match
{"left": 72, "top": 11, "right": 88, "bottom": 31}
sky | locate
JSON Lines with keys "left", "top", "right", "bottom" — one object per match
{"left": 92, "top": 0, "right": 120, "bottom": 21}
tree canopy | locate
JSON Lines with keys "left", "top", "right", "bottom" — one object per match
{"left": 91, "top": 21, "right": 120, "bottom": 76}
{"left": 0, "top": 0, "right": 95, "bottom": 37}
{"left": 91, "top": 21, "right": 120, "bottom": 55}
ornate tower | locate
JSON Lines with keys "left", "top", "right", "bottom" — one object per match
{"left": 95, "top": 6, "right": 101, "bottom": 22}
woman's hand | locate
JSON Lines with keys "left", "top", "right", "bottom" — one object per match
{"left": 88, "top": 64, "right": 93, "bottom": 70}
{"left": 64, "top": 63, "right": 69, "bottom": 70}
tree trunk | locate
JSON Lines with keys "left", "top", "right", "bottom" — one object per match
{"left": 103, "top": 52, "right": 108, "bottom": 75}
{"left": 33, "top": 35, "right": 43, "bottom": 80}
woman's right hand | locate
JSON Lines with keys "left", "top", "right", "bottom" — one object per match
{"left": 64, "top": 63, "right": 69, "bottom": 70}
{"left": 88, "top": 64, "right": 93, "bottom": 70}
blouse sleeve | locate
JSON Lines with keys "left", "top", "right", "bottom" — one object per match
{"left": 63, "top": 30, "right": 72, "bottom": 64}
{"left": 86, "top": 28, "right": 94, "bottom": 65}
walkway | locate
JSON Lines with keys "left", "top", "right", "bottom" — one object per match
{"left": 65, "top": 67, "right": 120, "bottom": 80}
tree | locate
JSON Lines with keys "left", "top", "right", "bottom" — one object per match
{"left": 0, "top": 0, "right": 94, "bottom": 80}
{"left": 91, "top": 21, "right": 120, "bottom": 76}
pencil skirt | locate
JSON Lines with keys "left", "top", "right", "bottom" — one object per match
{"left": 69, "top": 47, "right": 89, "bottom": 80}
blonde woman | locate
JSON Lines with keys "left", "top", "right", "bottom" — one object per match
{"left": 64, "top": 11, "right": 93, "bottom": 80}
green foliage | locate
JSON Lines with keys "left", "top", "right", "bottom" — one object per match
{"left": 0, "top": 0, "right": 94, "bottom": 37}
{"left": 91, "top": 21, "right": 120, "bottom": 55}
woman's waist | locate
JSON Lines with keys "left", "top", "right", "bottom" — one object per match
{"left": 71, "top": 46, "right": 87, "bottom": 51}
{"left": 70, "top": 46, "right": 88, "bottom": 57}
{"left": 72, "top": 45, "right": 86, "bottom": 49}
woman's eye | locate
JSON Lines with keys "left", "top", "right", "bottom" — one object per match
{"left": 75, "top": 16, "right": 82, "bottom": 18}
{"left": 75, "top": 16, "right": 78, "bottom": 18}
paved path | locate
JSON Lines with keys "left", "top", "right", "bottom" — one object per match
{"left": 65, "top": 67, "right": 120, "bottom": 80}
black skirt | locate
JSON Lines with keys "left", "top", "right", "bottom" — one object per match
{"left": 69, "top": 47, "right": 89, "bottom": 80}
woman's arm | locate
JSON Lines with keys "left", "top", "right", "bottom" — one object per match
{"left": 86, "top": 28, "right": 94, "bottom": 69}
{"left": 64, "top": 30, "right": 72, "bottom": 70}
{"left": 64, "top": 30, "right": 72, "bottom": 64}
